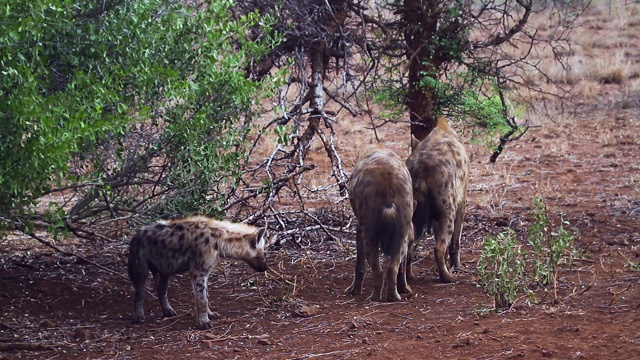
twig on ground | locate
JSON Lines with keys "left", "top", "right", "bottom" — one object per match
{"left": 0, "top": 323, "right": 17, "bottom": 332}
{"left": 608, "top": 282, "right": 633, "bottom": 306}
{"left": 18, "top": 228, "right": 129, "bottom": 282}
{"left": 202, "top": 333, "right": 269, "bottom": 343}
{"left": 151, "top": 312, "right": 191, "bottom": 331}
{"left": 0, "top": 343, "right": 54, "bottom": 351}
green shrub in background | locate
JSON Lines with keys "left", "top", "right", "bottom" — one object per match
{"left": 477, "top": 229, "right": 530, "bottom": 309}
{"left": 0, "top": 0, "right": 281, "bottom": 233}
{"left": 476, "top": 197, "right": 578, "bottom": 310}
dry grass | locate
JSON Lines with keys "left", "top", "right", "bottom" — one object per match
{"left": 507, "top": 1, "right": 640, "bottom": 104}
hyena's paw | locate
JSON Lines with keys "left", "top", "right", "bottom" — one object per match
{"left": 450, "top": 263, "right": 463, "bottom": 273}
{"left": 132, "top": 313, "right": 145, "bottom": 324}
{"left": 162, "top": 307, "right": 178, "bottom": 318}
{"left": 367, "top": 292, "right": 384, "bottom": 302}
{"left": 398, "top": 284, "right": 413, "bottom": 295}
{"left": 196, "top": 319, "right": 214, "bottom": 330}
{"left": 345, "top": 284, "right": 362, "bottom": 296}
{"left": 207, "top": 311, "right": 221, "bottom": 320}
{"left": 439, "top": 273, "right": 457, "bottom": 283}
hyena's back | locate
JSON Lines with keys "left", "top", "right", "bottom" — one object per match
{"left": 128, "top": 220, "right": 222, "bottom": 278}
{"left": 127, "top": 217, "right": 269, "bottom": 330}
{"left": 406, "top": 117, "right": 469, "bottom": 283}
{"left": 349, "top": 150, "right": 414, "bottom": 257}
{"left": 346, "top": 148, "right": 414, "bottom": 302}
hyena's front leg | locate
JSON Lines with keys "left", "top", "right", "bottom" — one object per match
{"left": 154, "top": 273, "right": 177, "bottom": 318}
{"left": 190, "top": 271, "right": 213, "bottom": 330}
{"left": 345, "top": 226, "right": 366, "bottom": 295}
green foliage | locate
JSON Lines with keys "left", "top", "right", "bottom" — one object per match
{"left": 370, "top": 80, "right": 408, "bottom": 122}
{"left": 418, "top": 72, "right": 517, "bottom": 141}
{"left": 477, "top": 229, "right": 530, "bottom": 309}
{"left": 0, "top": 0, "right": 280, "bottom": 230}
{"left": 274, "top": 125, "right": 294, "bottom": 146}
{"left": 476, "top": 197, "right": 579, "bottom": 310}
{"left": 527, "top": 197, "right": 577, "bottom": 287}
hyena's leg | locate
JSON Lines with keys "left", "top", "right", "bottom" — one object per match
{"left": 385, "top": 252, "right": 403, "bottom": 302}
{"left": 407, "top": 214, "right": 427, "bottom": 281}
{"left": 130, "top": 266, "right": 149, "bottom": 324}
{"left": 155, "top": 273, "right": 177, "bottom": 318}
{"left": 365, "top": 243, "right": 384, "bottom": 302}
{"left": 433, "top": 211, "right": 457, "bottom": 283}
{"left": 345, "top": 225, "right": 366, "bottom": 295}
{"left": 449, "top": 202, "right": 466, "bottom": 270}
{"left": 190, "top": 271, "right": 213, "bottom": 330}
{"left": 397, "top": 247, "right": 413, "bottom": 295}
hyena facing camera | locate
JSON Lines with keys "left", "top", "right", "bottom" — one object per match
{"left": 127, "top": 216, "right": 269, "bottom": 330}
{"left": 406, "top": 117, "right": 469, "bottom": 283}
{"left": 346, "top": 147, "right": 414, "bottom": 302}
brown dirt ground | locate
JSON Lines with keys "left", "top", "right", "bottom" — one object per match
{"left": 2, "top": 101, "right": 639, "bottom": 359}
{"left": 2, "top": 7, "right": 640, "bottom": 357}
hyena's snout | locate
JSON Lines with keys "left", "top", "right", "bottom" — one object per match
{"left": 246, "top": 254, "right": 268, "bottom": 272}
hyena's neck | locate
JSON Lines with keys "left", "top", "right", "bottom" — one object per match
{"left": 215, "top": 238, "right": 247, "bottom": 260}
{"left": 435, "top": 117, "right": 450, "bottom": 131}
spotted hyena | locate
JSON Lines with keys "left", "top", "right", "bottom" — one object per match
{"left": 127, "top": 216, "right": 269, "bottom": 329}
{"left": 405, "top": 117, "right": 469, "bottom": 283}
{"left": 345, "top": 147, "right": 414, "bottom": 302}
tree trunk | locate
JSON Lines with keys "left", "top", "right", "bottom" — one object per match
{"left": 403, "top": 0, "right": 442, "bottom": 141}
{"left": 300, "top": 0, "right": 348, "bottom": 156}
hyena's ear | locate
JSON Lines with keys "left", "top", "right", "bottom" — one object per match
{"left": 252, "top": 226, "right": 268, "bottom": 250}
{"left": 410, "top": 134, "right": 420, "bottom": 152}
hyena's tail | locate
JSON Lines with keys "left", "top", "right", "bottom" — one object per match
{"left": 377, "top": 204, "right": 405, "bottom": 257}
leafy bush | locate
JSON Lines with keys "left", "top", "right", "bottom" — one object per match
{"left": 476, "top": 197, "right": 578, "bottom": 309}
{"left": 477, "top": 229, "right": 530, "bottom": 309}
{"left": 527, "top": 197, "right": 577, "bottom": 289}
{"left": 0, "top": 0, "right": 280, "bottom": 233}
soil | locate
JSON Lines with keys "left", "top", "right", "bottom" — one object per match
{"left": 2, "top": 13, "right": 640, "bottom": 360}
{"left": 2, "top": 100, "right": 639, "bottom": 359}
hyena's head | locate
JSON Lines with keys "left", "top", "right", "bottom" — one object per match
{"left": 243, "top": 227, "right": 269, "bottom": 272}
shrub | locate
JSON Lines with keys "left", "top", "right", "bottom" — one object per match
{"left": 476, "top": 197, "right": 578, "bottom": 309}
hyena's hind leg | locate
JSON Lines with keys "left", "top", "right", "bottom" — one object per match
{"left": 364, "top": 245, "right": 385, "bottom": 302}
{"left": 345, "top": 226, "right": 366, "bottom": 296}
{"left": 396, "top": 255, "right": 413, "bottom": 296}
{"left": 154, "top": 273, "right": 178, "bottom": 318}
{"left": 397, "top": 226, "right": 414, "bottom": 295}
{"left": 448, "top": 202, "right": 466, "bottom": 270}
{"left": 385, "top": 252, "right": 403, "bottom": 302}
{"left": 407, "top": 213, "right": 428, "bottom": 281}
{"left": 130, "top": 263, "right": 149, "bottom": 324}
{"left": 432, "top": 212, "right": 457, "bottom": 283}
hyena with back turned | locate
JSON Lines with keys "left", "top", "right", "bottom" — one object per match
{"left": 406, "top": 117, "right": 469, "bottom": 283}
{"left": 346, "top": 147, "right": 414, "bottom": 302}
{"left": 128, "top": 216, "right": 269, "bottom": 330}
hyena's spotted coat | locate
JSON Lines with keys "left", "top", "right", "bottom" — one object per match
{"left": 128, "top": 216, "right": 269, "bottom": 329}
{"left": 346, "top": 147, "right": 414, "bottom": 302}
{"left": 406, "top": 117, "right": 469, "bottom": 283}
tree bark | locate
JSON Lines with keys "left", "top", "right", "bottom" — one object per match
{"left": 403, "top": 0, "right": 442, "bottom": 140}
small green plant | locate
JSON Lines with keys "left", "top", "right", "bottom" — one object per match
{"left": 476, "top": 197, "right": 578, "bottom": 310}
{"left": 527, "top": 197, "right": 577, "bottom": 300}
{"left": 476, "top": 229, "right": 530, "bottom": 309}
